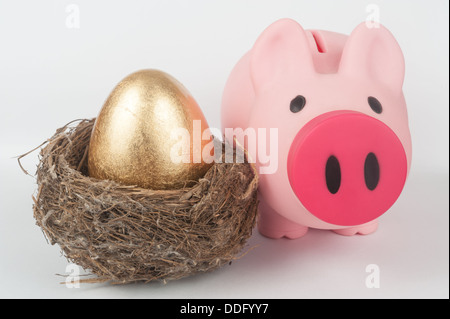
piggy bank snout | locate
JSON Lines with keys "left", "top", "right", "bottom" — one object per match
{"left": 287, "top": 111, "right": 408, "bottom": 227}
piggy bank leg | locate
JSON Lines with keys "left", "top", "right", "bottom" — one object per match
{"left": 258, "top": 197, "right": 308, "bottom": 239}
{"left": 332, "top": 220, "right": 379, "bottom": 236}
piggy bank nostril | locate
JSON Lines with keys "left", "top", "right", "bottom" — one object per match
{"left": 364, "top": 153, "right": 380, "bottom": 191}
{"left": 325, "top": 155, "right": 341, "bottom": 194}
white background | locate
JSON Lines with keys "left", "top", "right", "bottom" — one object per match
{"left": 0, "top": 0, "right": 448, "bottom": 298}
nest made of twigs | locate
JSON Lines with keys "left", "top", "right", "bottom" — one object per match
{"left": 25, "top": 119, "right": 259, "bottom": 284}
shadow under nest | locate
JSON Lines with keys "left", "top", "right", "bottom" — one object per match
{"left": 30, "top": 119, "right": 259, "bottom": 284}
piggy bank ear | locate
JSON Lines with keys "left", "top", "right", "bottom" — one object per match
{"left": 339, "top": 23, "right": 405, "bottom": 93}
{"left": 250, "top": 19, "right": 316, "bottom": 92}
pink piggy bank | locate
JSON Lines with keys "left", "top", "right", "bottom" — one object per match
{"left": 221, "top": 19, "right": 412, "bottom": 238}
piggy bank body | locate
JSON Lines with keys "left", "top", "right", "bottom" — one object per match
{"left": 221, "top": 19, "right": 412, "bottom": 238}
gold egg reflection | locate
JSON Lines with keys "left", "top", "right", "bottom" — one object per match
{"left": 88, "top": 69, "right": 213, "bottom": 190}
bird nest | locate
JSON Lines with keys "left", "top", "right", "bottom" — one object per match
{"left": 24, "top": 119, "right": 259, "bottom": 284}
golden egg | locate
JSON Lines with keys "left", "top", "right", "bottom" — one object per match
{"left": 88, "top": 69, "right": 213, "bottom": 190}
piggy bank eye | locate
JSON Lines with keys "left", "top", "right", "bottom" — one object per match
{"left": 290, "top": 95, "right": 306, "bottom": 113}
{"left": 368, "top": 96, "right": 383, "bottom": 114}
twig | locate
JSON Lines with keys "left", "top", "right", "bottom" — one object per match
{"left": 16, "top": 140, "right": 49, "bottom": 176}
